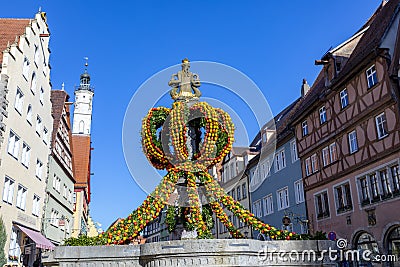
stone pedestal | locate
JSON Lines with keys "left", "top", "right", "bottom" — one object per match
{"left": 42, "top": 239, "right": 338, "bottom": 266}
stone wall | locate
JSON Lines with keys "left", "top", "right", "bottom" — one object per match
{"left": 42, "top": 239, "right": 338, "bottom": 267}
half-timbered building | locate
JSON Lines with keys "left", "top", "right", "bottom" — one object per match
{"left": 292, "top": 0, "right": 400, "bottom": 258}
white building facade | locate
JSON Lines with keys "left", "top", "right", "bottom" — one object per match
{"left": 0, "top": 12, "right": 54, "bottom": 265}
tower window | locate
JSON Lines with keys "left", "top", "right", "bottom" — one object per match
{"left": 79, "top": 121, "right": 85, "bottom": 134}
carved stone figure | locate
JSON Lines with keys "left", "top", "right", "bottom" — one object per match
{"left": 169, "top": 58, "right": 201, "bottom": 101}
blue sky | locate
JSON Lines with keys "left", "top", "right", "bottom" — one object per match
{"left": 1, "top": 1, "right": 382, "bottom": 229}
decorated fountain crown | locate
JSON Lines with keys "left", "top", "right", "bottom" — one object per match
{"left": 98, "top": 59, "right": 302, "bottom": 245}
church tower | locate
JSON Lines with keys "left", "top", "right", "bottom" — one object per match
{"left": 72, "top": 59, "right": 94, "bottom": 135}
{"left": 71, "top": 59, "right": 94, "bottom": 236}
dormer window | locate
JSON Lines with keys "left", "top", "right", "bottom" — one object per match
{"left": 335, "top": 60, "right": 342, "bottom": 73}
{"left": 262, "top": 129, "right": 275, "bottom": 144}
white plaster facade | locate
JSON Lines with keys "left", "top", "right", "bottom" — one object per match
{"left": 0, "top": 12, "right": 53, "bottom": 264}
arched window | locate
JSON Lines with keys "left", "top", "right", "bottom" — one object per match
{"left": 387, "top": 226, "right": 400, "bottom": 266}
{"left": 79, "top": 120, "right": 85, "bottom": 134}
{"left": 356, "top": 232, "right": 380, "bottom": 256}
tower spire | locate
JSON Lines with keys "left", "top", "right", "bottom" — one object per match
{"left": 76, "top": 57, "right": 93, "bottom": 92}
{"left": 84, "top": 57, "right": 89, "bottom": 71}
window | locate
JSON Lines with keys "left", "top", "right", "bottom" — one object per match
{"left": 7, "top": 131, "right": 20, "bottom": 159}
{"left": 66, "top": 219, "right": 70, "bottom": 234}
{"left": 334, "top": 182, "right": 353, "bottom": 213}
{"left": 51, "top": 209, "right": 59, "bottom": 227}
{"left": 379, "top": 170, "right": 391, "bottom": 197}
{"left": 239, "top": 218, "right": 244, "bottom": 228}
{"left": 231, "top": 163, "right": 235, "bottom": 178}
{"left": 22, "top": 57, "right": 30, "bottom": 78}
{"left": 39, "top": 87, "right": 44, "bottom": 104}
{"left": 370, "top": 173, "right": 380, "bottom": 200}
{"left": 55, "top": 177, "right": 61, "bottom": 193}
{"left": 68, "top": 189, "right": 73, "bottom": 203}
{"left": 34, "top": 45, "right": 39, "bottom": 65}
{"left": 340, "top": 89, "right": 349, "bottom": 109}
{"left": 52, "top": 174, "right": 57, "bottom": 189}
{"left": 79, "top": 120, "right": 85, "bottom": 134}
{"left": 43, "top": 127, "right": 49, "bottom": 144}
{"left": 315, "top": 191, "right": 330, "bottom": 219}
{"left": 311, "top": 153, "right": 319, "bottom": 173}
{"left": 252, "top": 200, "right": 262, "bottom": 218}
{"left": 32, "top": 195, "right": 40, "bottom": 217}
{"left": 348, "top": 130, "right": 358, "bottom": 154}
{"left": 35, "top": 159, "right": 43, "bottom": 179}
{"left": 329, "top": 143, "right": 338, "bottom": 162}
{"left": 359, "top": 177, "right": 370, "bottom": 203}
{"left": 305, "top": 157, "right": 312, "bottom": 176}
{"left": 242, "top": 183, "right": 247, "bottom": 199}
{"left": 30, "top": 72, "right": 37, "bottom": 94}
{"left": 366, "top": 65, "right": 378, "bottom": 88}
{"left": 375, "top": 113, "right": 388, "bottom": 139}
{"left": 275, "top": 149, "right": 286, "bottom": 172}
{"left": 261, "top": 160, "right": 270, "bottom": 178}
{"left": 63, "top": 184, "right": 68, "bottom": 199}
{"left": 16, "top": 184, "right": 27, "bottom": 211}
{"left": 26, "top": 104, "right": 32, "bottom": 124}
{"left": 262, "top": 132, "right": 267, "bottom": 143}
{"left": 14, "top": 88, "right": 24, "bottom": 114}
{"left": 319, "top": 106, "right": 327, "bottom": 124}
{"left": 294, "top": 179, "right": 305, "bottom": 204}
{"left": 322, "top": 142, "right": 338, "bottom": 167}
{"left": 322, "top": 147, "right": 330, "bottom": 167}
{"left": 2, "top": 177, "right": 15, "bottom": 204}
{"left": 291, "top": 140, "right": 299, "bottom": 162}
{"left": 36, "top": 115, "right": 42, "bottom": 135}
{"left": 21, "top": 142, "right": 31, "bottom": 167}
{"left": 236, "top": 186, "right": 241, "bottom": 201}
{"left": 391, "top": 165, "right": 400, "bottom": 193}
{"left": 302, "top": 120, "right": 308, "bottom": 136}
{"left": 263, "top": 194, "right": 274, "bottom": 215}
{"left": 277, "top": 187, "right": 289, "bottom": 210}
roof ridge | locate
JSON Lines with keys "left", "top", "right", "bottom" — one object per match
{"left": 0, "top": 18, "right": 31, "bottom": 20}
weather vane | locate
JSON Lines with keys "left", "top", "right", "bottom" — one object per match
{"left": 84, "top": 57, "right": 89, "bottom": 69}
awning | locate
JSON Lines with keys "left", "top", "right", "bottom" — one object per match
{"left": 16, "top": 225, "right": 55, "bottom": 250}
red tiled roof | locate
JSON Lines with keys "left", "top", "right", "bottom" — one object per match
{"left": 0, "top": 18, "right": 30, "bottom": 63}
{"left": 50, "top": 90, "right": 75, "bottom": 179}
{"left": 71, "top": 135, "right": 91, "bottom": 202}
{"left": 50, "top": 90, "right": 70, "bottom": 149}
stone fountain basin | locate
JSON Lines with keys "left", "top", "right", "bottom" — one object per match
{"left": 42, "top": 239, "right": 337, "bottom": 266}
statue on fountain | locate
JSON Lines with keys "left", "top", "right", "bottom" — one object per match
{"left": 169, "top": 58, "right": 202, "bottom": 102}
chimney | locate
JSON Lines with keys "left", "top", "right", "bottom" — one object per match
{"left": 301, "top": 79, "right": 310, "bottom": 97}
